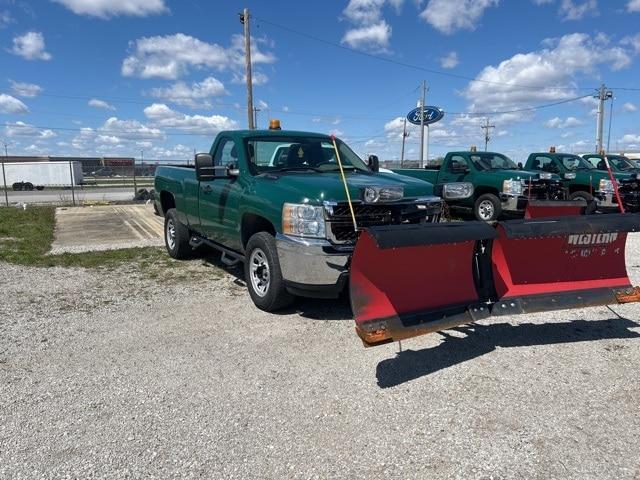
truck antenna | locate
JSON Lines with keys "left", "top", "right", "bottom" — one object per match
{"left": 331, "top": 136, "right": 358, "bottom": 232}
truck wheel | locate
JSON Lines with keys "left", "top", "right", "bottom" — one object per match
{"left": 244, "top": 232, "right": 294, "bottom": 312}
{"left": 474, "top": 193, "right": 501, "bottom": 222}
{"left": 164, "top": 209, "right": 192, "bottom": 259}
{"left": 569, "top": 191, "right": 597, "bottom": 215}
{"left": 24, "top": 182, "right": 34, "bottom": 191}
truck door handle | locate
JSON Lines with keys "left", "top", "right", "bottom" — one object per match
{"left": 202, "top": 185, "right": 213, "bottom": 194}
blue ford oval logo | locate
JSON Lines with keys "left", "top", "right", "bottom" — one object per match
{"left": 406, "top": 106, "right": 444, "bottom": 126}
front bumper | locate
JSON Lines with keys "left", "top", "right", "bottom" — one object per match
{"left": 275, "top": 233, "right": 351, "bottom": 297}
{"left": 499, "top": 194, "right": 526, "bottom": 212}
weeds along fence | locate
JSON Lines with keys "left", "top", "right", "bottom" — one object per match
{"left": 0, "top": 160, "right": 158, "bottom": 207}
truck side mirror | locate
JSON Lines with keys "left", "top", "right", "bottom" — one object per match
{"left": 518, "top": 162, "right": 523, "bottom": 169}
{"left": 195, "top": 153, "right": 215, "bottom": 180}
{"left": 368, "top": 155, "right": 379, "bottom": 172}
{"left": 227, "top": 163, "right": 240, "bottom": 178}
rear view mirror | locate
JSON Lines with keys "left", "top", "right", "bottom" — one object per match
{"left": 195, "top": 153, "right": 215, "bottom": 180}
{"left": 518, "top": 162, "right": 523, "bottom": 169}
{"left": 368, "top": 155, "right": 380, "bottom": 173}
{"left": 450, "top": 162, "right": 469, "bottom": 174}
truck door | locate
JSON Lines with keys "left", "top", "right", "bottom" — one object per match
{"left": 439, "top": 155, "right": 470, "bottom": 183}
{"left": 198, "top": 137, "right": 242, "bottom": 248}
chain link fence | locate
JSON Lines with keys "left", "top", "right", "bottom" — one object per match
{"left": 0, "top": 160, "right": 161, "bottom": 206}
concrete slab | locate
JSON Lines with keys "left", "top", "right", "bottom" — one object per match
{"left": 50, "top": 204, "right": 164, "bottom": 254}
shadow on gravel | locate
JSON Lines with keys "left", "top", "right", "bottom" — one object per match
{"left": 202, "top": 252, "right": 353, "bottom": 321}
{"left": 376, "top": 317, "right": 640, "bottom": 389}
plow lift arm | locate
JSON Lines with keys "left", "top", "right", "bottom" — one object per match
{"left": 351, "top": 212, "right": 640, "bottom": 347}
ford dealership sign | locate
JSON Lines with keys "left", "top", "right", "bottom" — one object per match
{"left": 406, "top": 106, "right": 444, "bottom": 126}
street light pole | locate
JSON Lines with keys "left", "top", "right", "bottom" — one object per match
{"left": 419, "top": 80, "right": 427, "bottom": 168}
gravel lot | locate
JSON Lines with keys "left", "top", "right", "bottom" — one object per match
{"left": 1, "top": 236, "right": 640, "bottom": 479}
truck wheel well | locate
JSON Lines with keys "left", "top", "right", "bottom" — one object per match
{"left": 160, "top": 190, "right": 175, "bottom": 216}
{"left": 241, "top": 214, "right": 276, "bottom": 249}
{"left": 474, "top": 186, "right": 500, "bottom": 199}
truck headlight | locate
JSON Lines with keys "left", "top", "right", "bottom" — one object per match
{"left": 282, "top": 203, "right": 326, "bottom": 238}
{"left": 539, "top": 172, "right": 553, "bottom": 180}
{"left": 502, "top": 179, "right": 523, "bottom": 196}
{"left": 599, "top": 179, "right": 614, "bottom": 193}
{"left": 564, "top": 173, "right": 576, "bottom": 180}
{"left": 442, "top": 182, "right": 474, "bottom": 200}
{"left": 362, "top": 186, "right": 403, "bottom": 203}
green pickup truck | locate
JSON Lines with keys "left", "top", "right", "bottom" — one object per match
{"left": 393, "top": 150, "right": 565, "bottom": 221}
{"left": 154, "top": 129, "right": 459, "bottom": 311}
{"left": 523, "top": 150, "right": 640, "bottom": 212}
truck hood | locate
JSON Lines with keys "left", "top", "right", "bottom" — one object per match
{"left": 258, "top": 170, "right": 434, "bottom": 204}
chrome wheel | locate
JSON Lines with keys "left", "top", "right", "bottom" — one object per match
{"left": 166, "top": 219, "right": 176, "bottom": 250}
{"left": 249, "top": 248, "right": 270, "bottom": 297}
{"left": 478, "top": 200, "right": 495, "bottom": 221}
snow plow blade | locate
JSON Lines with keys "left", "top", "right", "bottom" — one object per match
{"left": 351, "top": 214, "right": 640, "bottom": 347}
{"left": 524, "top": 200, "right": 587, "bottom": 218}
{"left": 351, "top": 222, "right": 498, "bottom": 347}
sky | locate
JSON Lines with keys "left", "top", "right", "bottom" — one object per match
{"left": 0, "top": 0, "right": 640, "bottom": 163}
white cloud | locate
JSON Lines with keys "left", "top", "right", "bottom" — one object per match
{"left": 439, "top": 51, "right": 459, "bottom": 69}
{"left": 9, "top": 80, "right": 42, "bottom": 98}
{"left": 88, "top": 98, "right": 116, "bottom": 110}
{"left": 100, "top": 117, "right": 163, "bottom": 140}
{"left": 464, "top": 33, "right": 632, "bottom": 118}
{"left": 144, "top": 103, "right": 238, "bottom": 134}
{"left": 0, "top": 93, "right": 29, "bottom": 113}
{"left": 149, "top": 77, "right": 226, "bottom": 108}
{"left": 4, "top": 121, "right": 55, "bottom": 139}
{"left": 559, "top": 0, "right": 598, "bottom": 20}
{"left": 231, "top": 71, "right": 269, "bottom": 86}
{"left": 10, "top": 32, "right": 52, "bottom": 60}
{"left": 544, "top": 116, "right": 583, "bottom": 128}
{"left": 122, "top": 33, "right": 275, "bottom": 81}
{"left": 52, "top": 0, "right": 167, "bottom": 18}
{"left": 622, "top": 102, "right": 637, "bottom": 113}
{"left": 0, "top": 10, "right": 13, "bottom": 28}
{"left": 342, "top": 22, "right": 391, "bottom": 50}
{"left": 621, "top": 34, "right": 640, "bottom": 54}
{"left": 629, "top": 0, "right": 640, "bottom": 12}
{"left": 341, "top": 0, "right": 399, "bottom": 51}
{"left": 420, "top": 0, "right": 499, "bottom": 34}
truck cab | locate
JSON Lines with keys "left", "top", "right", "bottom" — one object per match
{"left": 154, "top": 128, "right": 449, "bottom": 310}
{"left": 394, "top": 149, "right": 565, "bottom": 221}
{"left": 524, "top": 149, "right": 640, "bottom": 213}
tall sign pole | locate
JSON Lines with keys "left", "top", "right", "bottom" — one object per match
{"left": 400, "top": 118, "right": 408, "bottom": 167}
{"left": 240, "top": 8, "right": 255, "bottom": 130}
{"left": 419, "top": 81, "right": 427, "bottom": 168}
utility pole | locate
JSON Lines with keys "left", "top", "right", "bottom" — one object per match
{"left": 595, "top": 83, "right": 613, "bottom": 153}
{"left": 240, "top": 8, "right": 254, "bottom": 130}
{"left": 400, "top": 118, "right": 409, "bottom": 167}
{"left": 481, "top": 118, "right": 495, "bottom": 151}
{"left": 1, "top": 140, "right": 9, "bottom": 206}
{"left": 419, "top": 80, "right": 428, "bottom": 168}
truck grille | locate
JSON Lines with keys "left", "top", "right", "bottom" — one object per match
{"left": 522, "top": 180, "right": 566, "bottom": 200}
{"left": 326, "top": 202, "right": 440, "bottom": 243}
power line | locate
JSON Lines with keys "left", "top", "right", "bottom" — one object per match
{"left": 254, "top": 16, "right": 596, "bottom": 92}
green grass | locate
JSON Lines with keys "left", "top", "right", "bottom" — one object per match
{"left": 0, "top": 206, "right": 171, "bottom": 269}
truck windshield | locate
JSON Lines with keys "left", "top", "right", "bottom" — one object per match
{"left": 609, "top": 156, "right": 636, "bottom": 171}
{"left": 245, "top": 137, "right": 370, "bottom": 174}
{"left": 560, "top": 155, "right": 595, "bottom": 171}
{"left": 470, "top": 153, "right": 518, "bottom": 171}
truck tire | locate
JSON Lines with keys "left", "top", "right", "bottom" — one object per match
{"left": 474, "top": 193, "right": 502, "bottom": 222}
{"left": 569, "top": 191, "right": 597, "bottom": 215}
{"left": 24, "top": 182, "right": 34, "bottom": 191}
{"left": 164, "top": 209, "right": 192, "bottom": 259}
{"left": 244, "top": 232, "right": 294, "bottom": 312}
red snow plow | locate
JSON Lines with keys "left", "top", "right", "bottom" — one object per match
{"left": 350, "top": 213, "right": 640, "bottom": 347}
